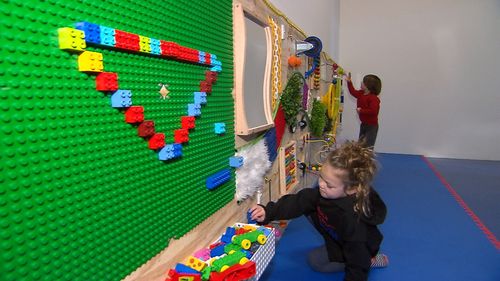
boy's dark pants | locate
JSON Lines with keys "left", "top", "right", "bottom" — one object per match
{"left": 359, "top": 123, "right": 378, "bottom": 148}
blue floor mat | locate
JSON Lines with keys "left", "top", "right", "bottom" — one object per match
{"left": 259, "top": 153, "right": 500, "bottom": 281}
{"left": 425, "top": 157, "right": 500, "bottom": 238}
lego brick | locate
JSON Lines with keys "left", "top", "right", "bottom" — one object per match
{"left": 181, "top": 116, "right": 195, "bottom": 130}
{"left": 160, "top": 40, "right": 180, "bottom": 57}
{"left": 158, "top": 143, "right": 182, "bottom": 161}
{"left": 206, "top": 169, "right": 231, "bottom": 190}
{"left": 115, "top": 29, "right": 140, "bottom": 51}
{"left": 174, "top": 263, "right": 199, "bottom": 274}
{"left": 75, "top": 21, "right": 101, "bottom": 44}
{"left": 96, "top": 72, "right": 118, "bottom": 91}
{"left": 185, "top": 256, "right": 206, "bottom": 272}
{"left": 125, "top": 106, "right": 144, "bottom": 123}
{"left": 187, "top": 104, "right": 201, "bottom": 117}
{"left": 204, "top": 53, "right": 211, "bottom": 65}
{"left": 205, "top": 71, "right": 218, "bottom": 84}
{"left": 58, "top": 27, "right": 86, "bottom": 51}
{"left": 229, "top": 156, "right": 244, "bottom": 168}
{"left": 100, "top": 26, "right": 116, "bottom": 47}
{"left": 174, "top": 129, "right": 189, "bottom": 144}
{"left": 78, "top": 51, "right": 104, "bottom": 72}
{"left": 198, "top": 51, "right": 205, "bottom": 64}
{"left": 138, "top": 120, "right": 155, "bottom": 137}
{"left": 200, "top": 81, "right": 212, "bottom": 93}
{"left": 150, "top": 38, "right": 161, "bottom": 55}
{"left": 139, "top": 35, "right": 151, "bottom": 53}
{"left": 111, "top": 90, "right": 132, "bottom": 108}
{"left": 148, "top": 133, "right": 165, "bottom": 150}
{"left": 214, "top": 123, "right": 226, "bottom": 134}
{"left": 193, "top": 92, "right": 207, "bottom": 105}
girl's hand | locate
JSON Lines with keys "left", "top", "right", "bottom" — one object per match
{"left": 346, "top": 72, "right": 352, "bottom": 82}
{"left": 249, "top": 205, "right": 266, "bottom": 223}
{"left": 357, "top": 107, "right": 362, "bottom": 113}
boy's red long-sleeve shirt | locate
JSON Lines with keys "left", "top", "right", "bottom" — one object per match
{"left": 347, "top": 81, "right": 380, "bottom": 125}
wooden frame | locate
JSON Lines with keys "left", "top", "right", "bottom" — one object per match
{"left": 279, "top": 141, "right": 299, "bottom": 194}
{"left": 233, "top": 2, "right": 274, "bottom": 135}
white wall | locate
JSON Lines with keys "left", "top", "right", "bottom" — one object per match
{"left": 339, "top": 0, "right": 500, "bottom": 160}
{"left": 270, "top": 0, "right": 340, "bottom": 61}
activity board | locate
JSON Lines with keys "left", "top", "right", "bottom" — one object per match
{"left": 0, "top": 0, "right": 235, "bottom": 280}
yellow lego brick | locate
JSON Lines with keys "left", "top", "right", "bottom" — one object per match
{"left": 78, "top": 51, "right": 104, "bottom": 72}
{"left": 139, "top": 36, "right": 151, "bottom": 53}
{"left": 184, "top": 256, "right": 206, "bottom": 272}
{"left": 58, "top": 27, "right": 86, "bottom": 51}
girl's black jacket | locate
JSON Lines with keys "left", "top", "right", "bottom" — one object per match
{"left": 259, "top": 186, "right": 387, "bottom": 281}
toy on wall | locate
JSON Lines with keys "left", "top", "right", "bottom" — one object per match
{"left": 310, "top": 99, "right": 328, "bottom": 137}
{"left": 235, "top": 139, "right": 272, "bottom": 202}
{"left": 268, "top": 16, "right": 283, "bottom": 112}
{"left": 280, "top": 72, "right": 304, "bottom": 132}
{"left": 287, "top": 55, "right": 302, "bottom": 68}
{"left": 279, "top": 141, "right": 299, "bottom": 194}
{"left": 59, "top": 21, "right": 222, "bottom": 162}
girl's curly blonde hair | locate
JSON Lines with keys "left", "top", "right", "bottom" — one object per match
{"left": 327, "top": 140, "right": 378, "bottom": 216}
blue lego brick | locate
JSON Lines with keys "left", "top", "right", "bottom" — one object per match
{"left": 214, "top": 123, "right": 226, "bottom": 134}
{"left": 174, "top": 263, "right": 199, "bottom": 274}
{"left": 220, "top": 227, "right": 236, "bottom": 244}
{"left": 187, "top": 104, "right": 201, "bottom": 117}
{"left": 206, "top": 169, "right": 231, "bottom": 190}
{"left": 229, "top": 156, "right": 243, "bottom": 168}
{"left": 247, "top": 210, "right": 257, "bottom": 224}
{"left": 111, "top": 90, "right": 132, "bottom": 108}
{"left": 75, "top": 21, "right": 101, "bottom": 44}
{"left": 150, "top": 38, "right": 161, "bottom": 55}
{"left": 159, "top": 144, "right": 182, "bottom": 161}
{"left": 194, "top": 92, "right": 207, "bottom": 105}
{"left": 210, "top": 59, "right": 222, "bottom": 72}
{"left": 210, "top": 244, "right": 226, "bottom": 258}
{"left": 198, "top": 51, "right": 205, "bottom": 64}
{"left": 173, "top": 143, "right": 182, "bottom": 157}
{"left": 257, "top": 226, "right": 272, "bottom": 236}
{"left": 100, "top": 26, "right": 116, "bottom": 47}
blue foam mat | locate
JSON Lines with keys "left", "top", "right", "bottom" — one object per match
{"left": 259, "top": 153, "right": 500, "bottom": 281}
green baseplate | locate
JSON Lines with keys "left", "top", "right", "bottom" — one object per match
{"left": 0, "top": 0, "right": 235, "bottom": 280}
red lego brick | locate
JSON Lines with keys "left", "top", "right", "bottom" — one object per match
{"left": 204, "top": 53, "right": 211, "bottom": 65}
{"left": 115, "top": 30, "right": 140, "bottom": 51}
{"left": 174, "top": 129, "right": 189, "bottom": 144}
{"left": 181, "top": 116, "right": 195, "bottom": 130}
{"left": 176, "top": 46, "right": 198, "bottom": 63}
{"left": 125, "top": 106, "right": 144, "bottom": 123}
{"left": 138, "top": 120, "right": 155, "bottom": 137}
{"left": 205, "top": 71, "right": 218, "bottom": 84}
{"left": 95, "top": 72, "right": 118, "bottom": 91}
{"left": 160, "top": 40, "right": 180, "bottom": 58}
{"left": 149, "top": 133, "right": 165, "bottom": 150}
{"left": 200, "top": 81, "right": 212, "bottom": 93}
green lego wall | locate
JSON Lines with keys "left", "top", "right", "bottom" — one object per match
{"left": 0, "top": 0, "right": 234, "bottom": 280}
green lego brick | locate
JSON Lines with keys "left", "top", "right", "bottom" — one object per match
{"left": 0, "top": 0, "right": 234, "bottom": 280}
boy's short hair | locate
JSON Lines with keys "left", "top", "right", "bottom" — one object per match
{"left": 363, "top": 74, "right": 382, "bottom": 95}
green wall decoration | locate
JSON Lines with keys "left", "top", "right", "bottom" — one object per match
{"left": 310, "top": 99, "right": 328, "bottom": 137}
{"left": 279, "top": 72, "right": 304, "bottom": 129}
{"left": 0, "top": 0, "right": 234, "bottom": 280}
